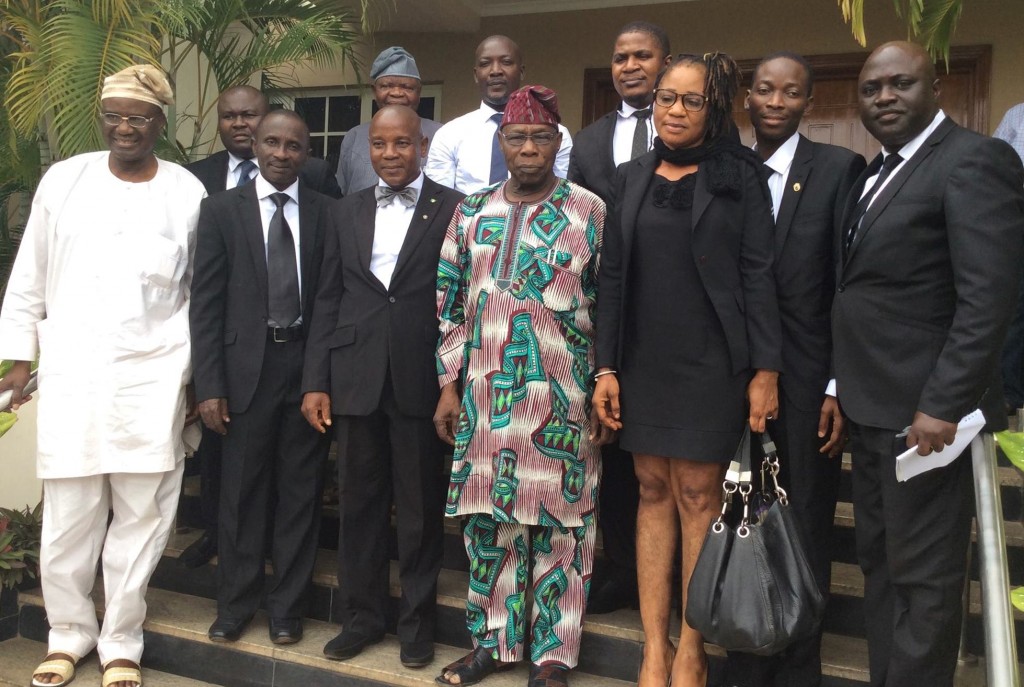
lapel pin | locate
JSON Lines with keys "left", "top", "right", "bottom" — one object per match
{"left": 430, "top": 198, "right": 436, "bottom": 203}
{"left": 793, "top": 182, "right": 802, "bottom": 192}
{"left": 422, "top": 214, "right": 428, "bottom": 220}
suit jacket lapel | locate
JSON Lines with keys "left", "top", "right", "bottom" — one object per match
{"left": 214, "top": 151, "right": 229, "bottom": 193}
{"left": 691, "top": 165, "right": 713, "bottom": 231}
{"left": 392, "top": 179, "right": 443, "bottom": 285}
{"left": 846, "top": 118, "right": 955, "bottom": 264}
{"left": 239, "top": 184, "right": 268, "bottom": 302}
{"left": 620, "top": 153, "right": 657, "bottom": 264}
{"left": 297, "top": 186, "right": 320, "bottom": 306}
{"left": 599, "top": 113, "right": 617, "bottom": 183}
{"left": 355, "top": 190, "right": 387, "bottom": 292}
{"left": 774, "top": 136, "right": 813, "bottom": 254}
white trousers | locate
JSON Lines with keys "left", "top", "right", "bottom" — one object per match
{"left": 41, "top": 465, "right": 182, "bottom": 665}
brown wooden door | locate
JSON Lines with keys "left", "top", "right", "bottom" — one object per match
{"left": 582, "top": 47, "right": 991, "bottom": 162}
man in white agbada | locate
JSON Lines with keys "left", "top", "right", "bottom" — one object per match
{"left": 0, "top": 65, "right": 206, "bottom": 687}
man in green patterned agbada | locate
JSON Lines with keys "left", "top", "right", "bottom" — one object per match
{"left": 433, "top": 85, "right": 612, "bottom": 687}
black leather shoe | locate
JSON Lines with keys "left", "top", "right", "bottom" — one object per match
{"left": 586, "top": 577, "right": 638, "bottom": 614}
{"left": 269, "top": 617, "right": 303, "bottom": 644}
{"left": 179, "top": 531, "right": 218, "bottom": 568}
{"left": 323, "top": 630, "right": 384, "bottom": 661}
{"left": 400, "top": 640, "right": 435, "bottom": 668}
{"left": 208, "top": 615, "right": 252, "bottom": 642}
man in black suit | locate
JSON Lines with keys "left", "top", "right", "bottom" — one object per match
{"left": 301, "top": 105, "right": 464, "bottom": 668}
{"left": 565, "top": 20, "right": 669, "bottom": 614}
{"left": 180, "top": 85, "right": 341, "bottom": 570}
{"left": 833, "top": 42, "right": 1024, "bottom": 687}
{"left": 190, "top": 109, "right": 334, "bottom": 646}
{"left": 723, "top": 52, "right": 865, "bottom": 687}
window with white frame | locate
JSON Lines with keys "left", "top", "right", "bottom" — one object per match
{"left": 279, "top": 85, "right": 443, "bottom": 173}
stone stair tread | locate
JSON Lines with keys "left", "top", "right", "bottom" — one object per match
{"left": 833, "top": 501, "right": 1024, "bottom": 546}
{"left": 16, "top": 586, "right": 631, "bottom": 687}
{"left": 0, "top": 636, "right": 220, "bottom": 686}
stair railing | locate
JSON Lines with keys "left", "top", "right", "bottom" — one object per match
{"left": 972, "top": 432, "right": 1020, "bottom": 685}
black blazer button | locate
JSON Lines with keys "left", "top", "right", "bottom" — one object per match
{"left": 389, "top": 296, "right": 397, "bottom": 303}
{"left": 698, "top": 255, "right": 708, "bottom": 265}
{"left": 837, "top": 283, "right": 846, "bottom": 292}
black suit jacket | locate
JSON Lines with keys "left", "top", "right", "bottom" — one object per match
{"left": 190, "top": 181, "right": 334, "bottom": 412}
{"left": 596, "top": 151, "right": 783, "bottom": 375}
{"left": 567, "top": 111, "right": 618, "bottom": 203}
{"left": 185, "top": 150, "right": 343, "bottom": 198}
{"left": 773, "top": 136, "right": 865, "bottom": 411}
{"left": 301, "top": 177, "right": 465, "bottom": 418}
{"left": 832, "top": 117, "right": 1024, "bottom": 430}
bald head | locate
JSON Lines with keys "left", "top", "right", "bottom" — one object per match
{"left": 217, "top": 85, "right": 271, "bottom": 157}
{"left": 370, "top": 105, "right": 427, "bottom": 190}
{"left": 474, "top": 35, "right": 524, "bottom": 108}
{"left": 858, "top": 41, "right": 940, "bottom": 150}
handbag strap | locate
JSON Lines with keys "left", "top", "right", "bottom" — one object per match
{"left": 715, "top": 426, "right": 754, "bottom": 535}
{"left": 758, "top": 429, "right": 790, "bottom": 505}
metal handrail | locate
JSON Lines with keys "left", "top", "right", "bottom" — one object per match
{"left": 972, "top": 432, "right": 1020, "bottom": 685}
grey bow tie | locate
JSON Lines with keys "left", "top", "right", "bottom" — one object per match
{"left": 375, "top": 185, "right": 418, "bottom": 208}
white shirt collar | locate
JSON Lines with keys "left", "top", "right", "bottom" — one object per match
{"left": 227, "top": 151, "right": 258, "bottom": 173}
{"left": 254, "top": 174, "right": 299, "bottom": 204}
{"left": 761, "top": 132, "right": 801, "bottom": 177}
{"left": 617, "top": 101, "right": 650, "bottom": 120}
{"left": 376, "top": 171, "right": 425, "bottom": 193}
{"left": 888, "top": 110, "right": 946, "bottom": 161}
{"left": 477, "top": 101, "right": 505, "bottom": 120}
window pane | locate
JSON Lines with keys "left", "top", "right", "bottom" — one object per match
{"left": 326, "top": 135, "right": 344, "bottom": 172}
{"left": 417, "top": 98, "right": 436, "bottom": 121}
{"left": 309, "top": 136, "right": 325, "bottom": 159}
{"left": 328, "top": 96, "right": 361, "bottom": 132}
{"left": 296, "top": 97, "right": 326, "bottom": 133}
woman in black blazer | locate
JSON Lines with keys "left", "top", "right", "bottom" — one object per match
{"left": 593, "top": 52, "right": 783, "bottom": 687}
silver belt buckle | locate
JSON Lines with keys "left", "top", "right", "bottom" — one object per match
{"left": 273, "top": 327, "right": 286, "bottom": 343}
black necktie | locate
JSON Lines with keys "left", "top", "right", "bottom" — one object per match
{"left": 631, "top": 109, "right": 652, "bottom": 159}
{"left": 236, "top": 158, "right": 257, "bottom": 187}
{"left": 375, "top": 185, "right": 419, "bottom": 208}
{"left": 489, "top": 111, "right": 507, "bottom": 185}
{"left": 845, "top": 153, "right": 904, "bottom": 252}
{"left": 267, "top": 192, "right": 300, "bottom": 328}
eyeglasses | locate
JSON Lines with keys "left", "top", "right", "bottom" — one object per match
{"left": 499, "top": 131, "right": 559, "bottom": 148}
{"left": 101, "top": 112, "right": 156, "bottom": 129}
{"left": 652, "top": 90, "right": 708, "bottom": 112}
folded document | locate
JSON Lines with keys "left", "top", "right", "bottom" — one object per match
{"left": 895, "top": 409, "right": 985, "bottom": 482}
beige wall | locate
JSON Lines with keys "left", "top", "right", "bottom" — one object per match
{"left": 310, "top": 0, "right": 1024, "bottom": 136}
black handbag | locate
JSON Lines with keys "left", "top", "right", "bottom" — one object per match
{"left": 684, "top": 427, "right": 825, "bottom": 655}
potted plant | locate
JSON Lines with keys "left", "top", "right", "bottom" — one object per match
{"left": 0, "top": 501, "right": 42, "bottom": 591}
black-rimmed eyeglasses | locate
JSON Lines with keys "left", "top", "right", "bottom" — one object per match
{"left": 101, "top": 112, "right": 156, "bottom": 129}
{"left": 499, "top": 131, "right": 559, "bottom": 148}
{"left": 652, "top": 90, "right": 708, "bottom": 112}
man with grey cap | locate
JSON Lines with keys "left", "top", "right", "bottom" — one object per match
{"left": 0, "top": 64, "right": 206, "bottom": 687}
{"left": 334, "top": 46, "right": 441, "bottom": 195}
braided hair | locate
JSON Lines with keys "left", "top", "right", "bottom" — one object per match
{"left": 655, "top": 51, "right": 741, "bottom": 142}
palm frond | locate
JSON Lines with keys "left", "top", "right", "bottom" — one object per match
{"left": 836, "top": 0, "right": 868, "bottom": 46}
{"left": 917, "top": 0, "right": 964, "bottom": 65}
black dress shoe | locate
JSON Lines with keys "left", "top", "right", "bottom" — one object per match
{"left": 179, "top": 531, "right": 218, "bottom": 568}
{"left": 586, "top": 577, "right": 638, "bottom": 614}
{"left": 323, "top": 629, "right": 384, "bottom": 660}
{"left": 269, "top": 617, "right": 303, "bottom": 644}
{"left": 208, "top": 615, "right": 252, "bottom": 642}
{"left": 400, "top": 640, "right": 435, "bottom": 668}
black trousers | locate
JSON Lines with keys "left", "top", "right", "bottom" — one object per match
{"left": 596, "top": 441, "right": 639, "bottom": 590}
{"left": 217, "top": 337, "right": 330, "bottom": 620}
{"left": 849, "top": 420, "right": 973, "bottom": 687}
{"left": 198, "top": 426, "right": 222, "bottom": 530}
{"left": 333, "top": 371, "right": 446, "bottom": 643}
{"left": 723, "top": 392, "right": 842, "bottom": 687}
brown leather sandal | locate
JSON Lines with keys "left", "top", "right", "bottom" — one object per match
{"left": 529, "top": 663, "right": 569, "bottom": 687}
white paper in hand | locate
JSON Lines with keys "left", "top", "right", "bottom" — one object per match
{"left": 895, "top": 409, "right": 985, "bottom": 482}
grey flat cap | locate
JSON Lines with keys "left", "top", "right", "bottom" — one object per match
{"left": 370, "top": 46, "right": 421, "bottom": 82}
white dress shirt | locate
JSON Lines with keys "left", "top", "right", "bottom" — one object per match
{"left": 226, "top": 152, "right": 259, "bottom": 189}
{"left": 860, "top": 110, "right": 946, "bottom": 207}
{"left": 425, "top": 102, "right": 574, "bottom": 195}
{"left": 612, "top": 101, "right": 654, "bottom": 167}
{"left": 372, "top": 172, "right": 424, "bottom": 289}
{"left": 760, "top": 132, "right": 800, "bottom": 220}
{"left": 254, "top": 174, "right": 303, "bottom": 303}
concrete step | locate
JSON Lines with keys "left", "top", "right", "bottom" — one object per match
{"left": 14, "top": 585, "right": 633, "bottom": 687}
{"left": 0, "top": 636, "right": 220, "bottom": 686}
